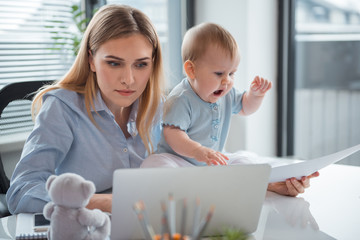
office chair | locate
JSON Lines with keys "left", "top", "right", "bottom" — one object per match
{"left": 0, "top": 80, "right": 53, "bottom": 217}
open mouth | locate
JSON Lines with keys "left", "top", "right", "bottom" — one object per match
{"left": 213, "top": 90, "right": 223, "bottom": 96}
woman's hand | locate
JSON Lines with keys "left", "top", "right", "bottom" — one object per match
{"left": 193, "top": 146, "right": 229, "bottom": 165}
{"left": 267, "top": 172, "right": 320, "bottom": 197}
{"left": 86, "top": 193, "right": 112, "bottom": 213}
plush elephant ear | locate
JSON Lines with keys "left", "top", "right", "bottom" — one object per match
{"left": 46, "top": 175, "right": 57, "bottom": 191}
{"left": 82, "top": 181, "right": 96, "bottom": 199}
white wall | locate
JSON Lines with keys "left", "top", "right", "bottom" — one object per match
{"left": 194, "top": 0, "right": 278, "bottom": 156}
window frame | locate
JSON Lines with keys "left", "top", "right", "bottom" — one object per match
{"left": 277, "top": 0, "right": 296, "bottom": 157}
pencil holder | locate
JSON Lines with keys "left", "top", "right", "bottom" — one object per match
{"left": 133, "top": 193, "right": 215, "bottom": 240}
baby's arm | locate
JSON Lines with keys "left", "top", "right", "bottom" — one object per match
{"left": 164, "top": 125, "right": 228, "bottom": 165}
{"left": 239, "top": 76, "right": 272, "bottom": 116}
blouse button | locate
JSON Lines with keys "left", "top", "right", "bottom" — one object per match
{"left": 214, "top": 124, "right": 219, "bottom": 129}
{"left": 123, "top": 148, "right": 128, "bottom": 153}
{"left": 213, "top": 106, "right": 218, "bottom": 110}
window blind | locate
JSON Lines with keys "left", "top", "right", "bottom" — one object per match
{"left": 0, "top": 0, "right": 80, "bottom": 137}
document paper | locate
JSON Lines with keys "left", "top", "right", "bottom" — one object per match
{"left": 269, "top": 144, "right": 360, "bottom": 183}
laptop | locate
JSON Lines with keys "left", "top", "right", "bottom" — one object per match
{"left": 111, "top": 164, "right": 271, "bottom": 240}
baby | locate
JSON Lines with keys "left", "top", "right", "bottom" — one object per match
{"left": 142, "top": 22, "right": 271, "bottom": 167}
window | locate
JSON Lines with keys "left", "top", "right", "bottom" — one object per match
{"left": 0, "top": 0, "right": 80, "bottom": 140}
{"left": 278, "top": 0, "right": 360, "bottom": 165}
{"left": 0, "top": 0, "right": 188, "bottom": 146}
{"left": 0, "top": 0, "right": 80, "bottom": 87}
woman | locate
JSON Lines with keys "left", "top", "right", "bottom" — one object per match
{"left": 6, "top": 4, "right": 164, "bottom": 214}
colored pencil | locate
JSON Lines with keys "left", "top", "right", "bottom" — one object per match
{"left": 161, "top": 201, "right": 170, "bottom": 240}
{"left": 192, "top": 205, "right": 215, "bottom": 240}
{"left": 168, "top": 193, "right": 176, "bottom": 239}
{"left": 133, "top": 201, "right": 155, "bottom": 240}
{"left": 192, "top": 197, "right": 201, "bottom": 236}
{"left": 180, "top": 198, "right": 187, "bottom": 239}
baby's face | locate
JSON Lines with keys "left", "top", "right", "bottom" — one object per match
{"left": 190, "top": 45, "right": 240, "bottom": 103}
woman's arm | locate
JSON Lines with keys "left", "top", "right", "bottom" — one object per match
{"left": 6, "top": 96, "right": 74, "bottom": 214}
{"left": 86, "top": 194, "right": 112, "bottom": 213}
{"left": 163, "top": 126, "right": 228, "bottom": 165}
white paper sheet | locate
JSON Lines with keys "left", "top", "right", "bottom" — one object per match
{"left": 269, "top": 144, "right": 360, "bottom": 183}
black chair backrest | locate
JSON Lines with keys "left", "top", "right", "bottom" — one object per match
{"left": 0, "top": 156, "right": 8, "bottom": 194}
{"left": 0, "top": 80, "right": 54, "bottom": 193}
{"left": 0, "top": 81, "right": 53, "bottom": 117}
{"left": 0, "top": 80, "right": 53, "bottom": 217}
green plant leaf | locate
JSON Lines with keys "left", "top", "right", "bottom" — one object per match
{"left": 210, "top": 227, "right": 249, "bottom": 240}
{"left": 74, "top": 11, "right": 83, "bottom": 19}
{"left": 71, "top": 5, "right": 79, "bottom": 12}
{"left": 46, "top": 4, "right": 97, "bottom": 56}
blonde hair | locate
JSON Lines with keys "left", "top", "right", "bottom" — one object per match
{"left": 32, "top": 4, "right": 165, "bottom": 154}
{"left": 181, "top": 22, "right": 239, "bottom": 63}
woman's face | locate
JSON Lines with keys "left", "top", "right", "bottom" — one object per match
{"left": 89, "top": 34, "right": 153, "bottom": 113}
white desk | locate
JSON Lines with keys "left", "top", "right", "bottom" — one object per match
{"left": 0, "top": 213, "right": 15, "bottom": 239}
{"left": 252, "top": 164, "right": 360, "bottom": 240}
{"left": 1, "top": 164, "right": 359, "bottom": 240}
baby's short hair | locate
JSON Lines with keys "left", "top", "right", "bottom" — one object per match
{"left": 181, "top": 22, "right": 238, "bottom": 63}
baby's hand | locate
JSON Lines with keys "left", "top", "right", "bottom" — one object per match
{"left": 250, "top": 76, "right": 272, "bottom": 97}
{"left": 193, "top": 146, "right": 228, "bottom": 165}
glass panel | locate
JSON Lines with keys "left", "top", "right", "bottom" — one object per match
{"left": 294, "top": 0, "right": 360, "bottom": 165}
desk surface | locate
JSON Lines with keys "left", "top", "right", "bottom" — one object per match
{"left": 253, "top": 164, "right": 360, "bottom": 240}
{"left": 1, "top": 164, "right": 359, "bottom": 240}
